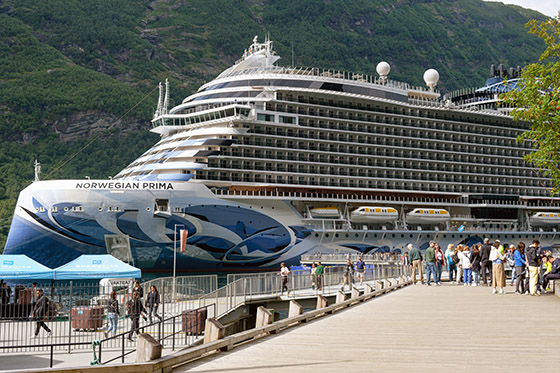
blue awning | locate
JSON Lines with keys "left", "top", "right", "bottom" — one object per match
{"left": 0, "top": 255, "right": 54, "bottom": 280}
{"left": 53, "top": 255, "right": 141, "bottom": 280}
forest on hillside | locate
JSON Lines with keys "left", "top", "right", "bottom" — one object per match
{"left": 0, "top": 0, "right": 548, "bottom": 249}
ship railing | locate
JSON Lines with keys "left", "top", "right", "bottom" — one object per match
{"left": 212, "top": 65, "right": 434, "bottom": 93}
{"left": 195, "top": 264, "right": 405, "bottom": 319}
{"left": 300, "top": 253, "right": 401, "bottom": 263}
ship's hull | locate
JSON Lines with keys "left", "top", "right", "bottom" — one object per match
{"left": 5, "top": 180, "right": 560, "bottom": 271}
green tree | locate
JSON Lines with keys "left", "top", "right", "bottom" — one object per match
{"left": 504, "top": 15, "right": 560, "bottom": 194}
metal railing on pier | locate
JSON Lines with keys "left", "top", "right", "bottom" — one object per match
{"left": 197, "top": 264, "right": 406, "bottom": 318}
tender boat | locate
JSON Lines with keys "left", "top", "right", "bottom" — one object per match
{"left": 406, "top": 209, "right": 450, "bottom": 225}
{"left": 309, "top": 206, "right": 340, "bottom": 218}
{"left": 529, "top": 212, "right": 560, "bottom": 226}
{"left": 350, "top": 207, "right": 398, "bottom": 223}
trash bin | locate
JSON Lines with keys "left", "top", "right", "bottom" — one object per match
{"left": 182, "top": 308, "right": 207, "bottom": 335}
{"left": 72, "top": 306, "right": 104, "bottom": 331}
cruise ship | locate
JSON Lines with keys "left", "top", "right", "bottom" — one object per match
{"left": 5, "top": 36, "right": 560, "bottom": 271}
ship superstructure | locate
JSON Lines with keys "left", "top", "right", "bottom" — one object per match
{"left": 5, "top": 37, "right": 560, "bottom": 270}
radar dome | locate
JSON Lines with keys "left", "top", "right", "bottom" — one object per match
{"left": 376, "top": 61, "right": 391, "bottom": 77}
{"left": 423, "top": 69, "right": 439, "bottom": 90}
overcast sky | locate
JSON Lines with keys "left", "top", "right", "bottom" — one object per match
{"left": 485, "top": 0, "right": 559, "bottom": 17}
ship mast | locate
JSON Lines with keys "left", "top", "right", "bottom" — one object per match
{"left": 34, "top": 160, "right": 41, "bottom": 182}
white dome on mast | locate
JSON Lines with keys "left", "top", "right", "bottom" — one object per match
{"left": 376, "top": 61, "right": 390, "bottom": 83}
{"left": 423, "top": 69, "right": 439, "bottom": 91}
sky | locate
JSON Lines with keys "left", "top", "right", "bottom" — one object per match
{"left": 485, "top": 0, "right": 559, "bottom": 17}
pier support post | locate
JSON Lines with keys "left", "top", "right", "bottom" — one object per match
{"left": 256, "top": 306, "right": 273, "bottom": 328}
{"left": 316, "top": 294, "right": 329, "bottom": 310}
{"left": 336, "top": 290, "right": 346, "bottom": 304}
{"left": 375, "top": 280, "right": 384, "bottom": 291}
{"left": 204, "top": 318, "right": 225, "bottom": 345}
{"left": 136, "top": 333, "right": 162, "bottom": 362}
{"left": 364, "top": 283, "right": 374, "bottom": 295}
{"left": 288, "top": 300, "right": 303, "bottom": 318}
{"left": 351, "top": 286, "right": 360, "bottom": 299}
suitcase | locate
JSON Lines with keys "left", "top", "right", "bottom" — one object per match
{"left": 71, "top": 306, "right": 104, "bottom": 330}
{"left": 182, "top": 308, "right": 207, "bottom": 334}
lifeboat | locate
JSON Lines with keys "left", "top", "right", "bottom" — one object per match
{"left": 406, "top": 208, "right": 450, "bottom": 224}
{"left": 529, "top": 212, "right": 560, "bottom": 226}
{"left": 350, "top": 206, "right": 398, "bottom": 223}
{"left": 309, "top": 206, "right": 340, "bottom": 218}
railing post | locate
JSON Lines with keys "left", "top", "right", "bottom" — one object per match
{"left": 50, "top": 344, "right": 54, "bottom": 368}
{"left": 172, "top": 314, "right": 176, "bottom": 351}
{"left": 67, "top": 281, "right": 73, "bottom": 353}
{"left": 121, "top": 334, "right": 125, "bottom": 363}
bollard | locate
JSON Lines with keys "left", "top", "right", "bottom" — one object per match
{"left": 351, "top": 286, "right": 360, "bottom": 299}
{"left": 136, "top": 333, "right": 162, "bottom": 362}
{"left": 364, "top": 283, "right": 374, "bottom": 295}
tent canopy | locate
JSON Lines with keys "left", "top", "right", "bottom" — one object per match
{"left": 53, "top": 255, "right": 141, "bottom": 280}
{"left": 0, "top": 255, "right": 54, "bottom": 280}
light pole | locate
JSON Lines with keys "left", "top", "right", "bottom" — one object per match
{"left": 173, "top": 224, "right": 184, "bottom": 303}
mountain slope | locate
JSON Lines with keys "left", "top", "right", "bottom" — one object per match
{"left": 0, "top": 0, "right": 548, "bottom": 249}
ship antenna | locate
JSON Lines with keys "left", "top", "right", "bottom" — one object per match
{"left": 163, "top": 78, "right": 170, "bottom": 115}
{"left": 34, "top": 160, "right": 41, "bottom": 182}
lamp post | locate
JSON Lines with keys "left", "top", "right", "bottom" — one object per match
{"left": 173, "top": 224, "right": 184, "bottom": 303}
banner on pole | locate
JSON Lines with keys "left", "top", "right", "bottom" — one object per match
{"left": 180, "top": 229, "right": 188, "bottom": 252}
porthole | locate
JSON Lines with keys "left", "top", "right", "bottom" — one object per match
{"left": 374, "top": 234, "right": 378, "bottom": 238}
{"left": 315, "top": 233, "right": 320, "bottom": 238}
{"left": 325, "top": 233, "right": 330, "bottom": 238}
{"left": 335, "top": 233, "right": 339, "bottom": 238}
{"left": 98, "top": 207, "right": 103, "bottom": 211}
{"left": 451, "top": 235, "right": 455, "bottom": 238}
{"left": 443, "top": 234, "right": 447, "bottom": 238}
{"left": 355, "top": 233, "right": 359, "bottom": 238}
{"left": 146, "top": 207, "right": 150, "bottom": 211}
{"left": 409, "top": 234, "right": 413, "bottom": 238}
{"left": 392, "top": 234, "right": 395, "bottom": 238}
{"left": 64, "top": 207, "right": 69, "bottom": 212}
{"left": 400, "top": 234, "right": 404, "bottom": 238}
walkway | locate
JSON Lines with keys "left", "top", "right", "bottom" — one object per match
{"left": 179, "top": 283, "right": 560, "bottom": 372}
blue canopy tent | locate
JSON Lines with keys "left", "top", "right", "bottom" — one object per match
{"left": 53, "top": 255, "right": 141, "bottom": 280}
{"left": 0, "top": 255, "right": 54, "bottom": 280}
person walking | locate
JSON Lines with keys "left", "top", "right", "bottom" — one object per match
{"left": 491, "top": 240, "right": 506, "bottom": 294}
{"left": 425, "top": 241, "right": 437, "bottom": 286}
{"left": 434, "top": 244, "right": 445, "bottom": 285}
{"left": 127, "top": 291, "right": 147, "bottom": 341}
{"left": 104, "top": 291, "right": 120, "bottom": 337}
{"left": 514, "top": 242, "right": 527, "bottom": 294}
{"left": 471, "top": 244, "right": 481, "bottom": 286}
{"left": 355, "top": 257, "right": 365, "bottom": 285}
{"left": 526, "top": 240, "right": 542, "bottom": 296}
{"left": 31, "top": 289, "right": 52, "bottom": 338}
{"left": 280, "top": 262, "right": 290, "bottom": 294}
{"left": 479, "top": 238, "right": 493, "bottom": 286}
{"left": 341, "top": 259, "right": 354, "bottom": 291}
{"left": 145, "top": 285, "right": 163, "bottom": 323}
{"left": 132, "top": 280, "right": 143, "bottom": 299}
{"left": 408, "top": 244, "right": 423, "bottom": 285}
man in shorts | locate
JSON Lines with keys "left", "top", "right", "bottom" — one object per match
{"left": 355, "top": 256, "right": 365, "bottom": 285}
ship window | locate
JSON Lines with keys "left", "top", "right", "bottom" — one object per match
{"left": 51, "top": 207, "right": 58, "bottom": 212}
{"left": 39, "top": 207, "right": 46, "bottom": 212}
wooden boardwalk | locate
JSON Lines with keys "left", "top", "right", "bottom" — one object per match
{"left": 178, "top": 283, "right": 560, "bottom": 372}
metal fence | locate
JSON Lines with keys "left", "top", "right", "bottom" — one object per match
{"left": 0, "top": 279, "right": 217, "bottom": 354}
{"left": 141, "top": 275, "right": 218, "bottom": 316}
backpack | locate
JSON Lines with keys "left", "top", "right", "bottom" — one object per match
{"left": 452, "top": 254, "right": 460, "bottom": 264}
